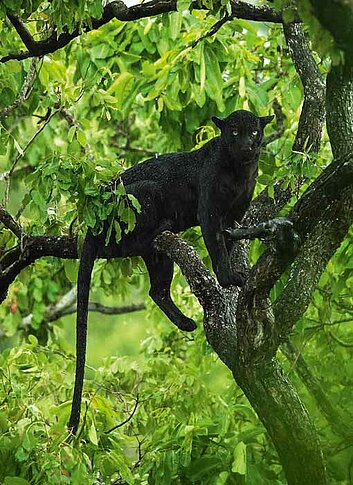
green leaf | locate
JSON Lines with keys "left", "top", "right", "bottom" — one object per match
{"left": 177, "top": 0, "right": 191, "bottom": 11}
{"left": 13, "top": 138, "right": 24, "bottom": 156}
{"left": 128, "top": 194, "right": 142, "bottom": 213}
{"left": 4, "top": 477, "right": 31, "bottom": 485}
{"left": 204, "top": 46, "right": 225, "bottom": 112}
{"left": 169, "top": 12, "right": 182, "bottom": 41}
{"left": 64, "top": 260, "right": 78, "bottom": 283}
{"left": 238, "top": 76, "right": 246, "bottom": 98}
{"left": 89, "top": 420, "right": 98, "bottom": 445}
{"left": 107, "top": 72, "right": 134, "bottom": 110}
{"left": 31, "top": 189, "right": 46, "bottom": 209}
{"left": 232, "top": 441, "right": 247, "bottom": 475}
{"left": 114, "top": 220, "right": 122, "bottom": 243}
{"left": 76, "top": 130, "right": 87, "bottom": 146}
{"left": 68, "top": 125, "right": 76, "bottom": 143}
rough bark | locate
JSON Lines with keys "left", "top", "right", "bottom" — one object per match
{"left": 234, "top": 361, "right": 327, "bottom": 485}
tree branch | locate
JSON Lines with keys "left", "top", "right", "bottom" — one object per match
{"left": 0, "top": 235, "right": 78, "bottom": 302}
{"left": 248, "top": 22, "right": 325, "bottom": 226}
{"left": 283, "top": 22, "right": 326, "bottom": 153}
{"left": 105, "top": 394, "right": 140, "bottom": 434}
{"left": 0, "top": 206, "right": 23, "bottom": 239}
{"left": 1, "top": 109, "right": 58, "bottom": 206}
{"left": 1, "top": 1, "right": 288, "bottom": 63}
{"left": 0, "top": 57, "right": 39, "bottom": 120}
{"left": 281, "top": 339, "right": 350, "bottom": 438}
{"left": 20, "top": 285, "right": 145, "bottom": 328}
{"left": 154, "top": 231, "right": 238, "bottom": 364}
{"left": 273, "top": 193, "right": 353, "bottom": 338}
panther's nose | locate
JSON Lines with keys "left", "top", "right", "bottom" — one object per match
{"left": 240, "top": 136, "right": 254, "bottom": 151}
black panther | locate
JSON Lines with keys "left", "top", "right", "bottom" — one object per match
{"left": 69, "top": 110, "right": 274, "bottom": 432}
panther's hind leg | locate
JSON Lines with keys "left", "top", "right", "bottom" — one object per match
{"left": 143, "top": 250, "right": 197, "bottom": 332}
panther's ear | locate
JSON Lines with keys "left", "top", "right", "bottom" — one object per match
{"left": 212, "top": 116, "right": 224, "bottom": 129}
{"left": 260, "top": 115, "right": 275, "bottom": 127}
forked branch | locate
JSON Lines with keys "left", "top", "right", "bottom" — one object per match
{"left": 2, "top": 1, "right": 289, "bottom": 63}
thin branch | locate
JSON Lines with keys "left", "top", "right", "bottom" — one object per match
{"left": 6, "top": 14, "right": 37, "bottom": 51}
{"left": 0, "top": 58, "right": 39, "bottom": 120}
{"left": 262, "top": 98, "right": 286, "bottom": 146}
{"left": 65, "top": 301, "right": 146, "bottom": 318}
{"left": 1, "top": 1, "right": 289, "bottom": 63}
{"left": 20, "top": 284, "right": 146, "bottom": 329}
{"left": 1, "top": 109, "right": 58, "bottom": 206}
{"left": 281, "top": 339, "right": 350, "bottom": 438}
{"left": 192, "top": 14, "right": 232, "bottom": 48}
{"left": 105, "top": 394, "right": 140, "bottom": 434}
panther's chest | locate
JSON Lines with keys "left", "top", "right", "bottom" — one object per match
{"left": 218, "top": 169, "right": 256, "bottom": 201}
{"left": 216, "top": 167, "right": 257, "bottom": 223}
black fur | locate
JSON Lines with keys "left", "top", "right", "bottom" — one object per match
{"left": 68, "top": 110, "right": 273, "bottom": 432}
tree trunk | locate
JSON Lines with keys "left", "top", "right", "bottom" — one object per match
{"left": 233, "top": 359, "right": 327, "bottom": 485}
{"left": 155, "top": 232, "right": 329, "bottom": 484}
{"left": 326, "top": 60, "right": 353, "bottom": 159}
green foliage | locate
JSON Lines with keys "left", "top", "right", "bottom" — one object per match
{"left": 0, "top": 1, "right": 351, "bottom": 483}
{"left": 0, "top": 329, "right": 284, "bottom": 484}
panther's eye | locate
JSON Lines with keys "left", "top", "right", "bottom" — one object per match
{"left": 252, "top": 130, "right": 258, "bottom": 136}
{"left": 233, "top": 130, "right": 238, "bottom": 136}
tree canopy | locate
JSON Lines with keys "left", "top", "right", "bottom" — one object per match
{"left": 1, "top": 1, "right": 353, "bottom": 484}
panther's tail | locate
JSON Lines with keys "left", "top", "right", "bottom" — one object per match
{"left": 68, "top": 230, "right": 98, "bottom": 434}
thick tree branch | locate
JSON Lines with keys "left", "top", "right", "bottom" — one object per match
{"left": 247, "top": 152, "right": 353, "bottom": 314}
{"left": 0, "top": 206, "right": 23, "bottom": 239}
{"left": 154, "top": 231, "right": 238, "bottom": 365}
{"left": 249, "top": 22, "right": 325, "bottom": 226}
{"left": 0, "top": 235, "right": 78, "bottom": 302}
{"left": 283, "top": 22, "right": 326, "bottom": 153}
{"left": 274, "top": 193, "right": 353, "bottom": 338}
{"left": 236, "top": 21, "right": 326, "bottom": 324}
{"left": 1, "top": 1, "right": 287, "bottom": 63}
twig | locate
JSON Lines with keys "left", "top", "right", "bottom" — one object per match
{"left": 2, "top": 109, "right": 58, "bottom": 206}
{"left": 262, "top": 99, "right": 286, "bottom": 146}
{"left": 192, "top": 15, "right": 232, "bottom": 48}
{"left": 0, "top": 58, "right": 39, "bottom": 120}
{"left": 105, "top": 394, "right": 140, "bottom": 433}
